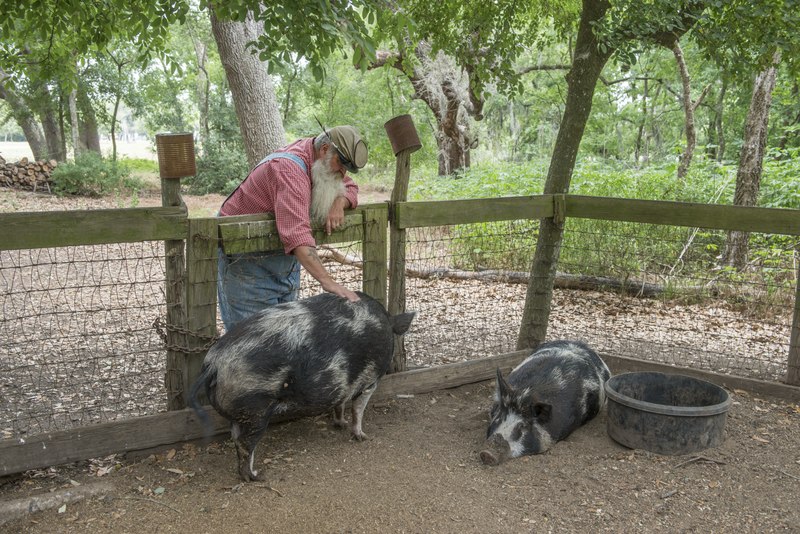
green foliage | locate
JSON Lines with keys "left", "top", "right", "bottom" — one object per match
{"left": 121, "top": 158, "right": 158, "bottom": 173}
{"left": 695, "top": 0, "right": 800, "bottom": 78}
{"left": 0, "top": 0, "right": 189, "bottom": 87}
{"left": 759, "top": 149, "right": 800, "bottom": 209}
{"left": 50, "top": 152, "right": 142, "bottom": 197}
{"left": 276, "top": 51, "right": 440, "bottom": 171}
{"left": 411, "top": 157, "right": 798, "bottom": 283}
{"left": 410, "top": 160, "right": 548, "bottom": 201}
{"left": 188, "top": 136, "right": 249, "bottom": 196}
{"left": 185, "top": 78, "right": 249, "bottom": 195}
{"left": 450, "top": 220, "right": 539, "bottom": 271}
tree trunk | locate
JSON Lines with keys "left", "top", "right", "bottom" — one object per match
{"left": 634, "top": 77, "right": 648, "bottom": 166}
{"left": 437, "top": 121, "right": 471, "bottom": 176}
{"left": 671, "top": 41, "right": 710, "bottom": 180}
{"left": 673, "top": 40, "right": 696, "bottom": 180}
{"left": 40, "top": 104, "right": 65, "bottom": 161}
{"left": 418, "top": 52, "right": 476, "bottom": 176}
{"left": 68, "top": 87, "right": 81, "bottom": 159}
{"left": 373, "top": 47, "right": 477, "bottom": 176}
{"left": 32, "top": 82, "right": 66, "bottom": 161}
{"left": 210, "top": 9, "right": 285, "bottom": 167}
{"left": 281, "top": 63, "right": 299, "bottom": 123}
{"left": 706, "top": 79, "right": 727, "bottom": 161}
{"left": 190, "top": 32, "right": 211, "bottom": 150}
{"left": 516, "top": 0, "right": 615, "bottom": 350}
{"left": 0, "top": 81, "right": 48, "bottom": 160}
{"left": 721, "top": 51, "right": 780, "bottom": 270}
{"left": 111, "top": 95, "right": 121, "bottom": 161}
{"left": 77, "top": 83, "right": 101, "bottom": 154}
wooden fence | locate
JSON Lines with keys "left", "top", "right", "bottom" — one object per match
{"left": 2, "top": 187, "right": 800, "bottom": 476}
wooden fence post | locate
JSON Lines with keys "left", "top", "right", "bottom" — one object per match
{"left": 384, "top": 115, "right": 422, "bottom": 373}
{"left": 788, "top": 261, "right": 800, "bottom": 385}
{"left": 362, "top": 207, "right": 388, "bottom": 306}
{"left": 161, "top": 177, "right": 188, "bottom": 410}
{"left": 156, "top": 133, "right": 196, "bottom": 410}
{"left": 184, "top": 218, "right": 219, "bottom": 404}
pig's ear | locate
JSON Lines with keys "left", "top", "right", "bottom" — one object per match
{"left": 532, "top": 402, "right": 552, "bottom": 423}
{"left": 391, "top": 312, "right": 416, "bottom": 335}
{"left": 496, "top": 368, "right": 513, "bottom": 400}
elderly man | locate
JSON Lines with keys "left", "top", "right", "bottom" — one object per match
{"left": 217, "top": 125, "right": 368, "bottom": 330}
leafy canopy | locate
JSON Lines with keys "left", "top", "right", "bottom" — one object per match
{"left": 0, "top": 0, "right": 189, "bottom": 85}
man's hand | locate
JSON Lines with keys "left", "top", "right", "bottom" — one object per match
{"left": 321, "top": 281, "right": 361, "bottom": 302}
{"left": 326, "top": 196, "right": 350, "bottom": 235}
{"left": 293, "top": 245, "right": 361, "bottom": 303}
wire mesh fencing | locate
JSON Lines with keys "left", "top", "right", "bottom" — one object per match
{"left": 1, "top": 242, "right": 169, "bottom": 440}
{"left": 2, "top": 207, "right": 797, "bottom": 446}
{"left": 400, "top": 217, "right": 798, "bottom": 384}
{"left": 0, "top": 237, "right": 367, "bottom": 442}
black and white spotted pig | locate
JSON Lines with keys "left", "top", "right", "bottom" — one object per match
{"left": 480, "top": 340, "right": 610, "bottom": 465}
{"left": 189, "top": 291, "right": 415, "bottom": 481}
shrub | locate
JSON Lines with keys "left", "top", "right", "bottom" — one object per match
{"left": 50, "top": 152, "right": 141, "bottom": 197}
{"left": 187, "top": 141, "right": 249, "bottom": 195}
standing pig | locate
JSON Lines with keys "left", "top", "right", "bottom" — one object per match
{"left": 480, "top": 340, "right": 610, "bottom": 465}
{"left": 189, "top": 291, "right": 415, "bottom": 481}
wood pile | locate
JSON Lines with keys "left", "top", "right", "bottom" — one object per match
{"left": 0, "top": 155, "right": 57, "bottom": 192}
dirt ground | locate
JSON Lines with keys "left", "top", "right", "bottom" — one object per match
{"left": 2, "top": 186, "right": 800, "bottom": 532}
{"left": 1, "top": 381, "right": 799, "bottom": 533}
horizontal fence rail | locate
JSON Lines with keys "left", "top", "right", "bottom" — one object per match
{"left": 0, "top": 207, "right": 188, "bottom": 250}
{"left": 397, "top": 195, "right": 800, "bottom": 235}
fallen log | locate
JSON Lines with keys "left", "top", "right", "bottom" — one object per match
{"left": 0, "top": 481, "right": 113, "bottom": 527}
{"left": 319, "top": 245, "right": 665, "bottom": 297}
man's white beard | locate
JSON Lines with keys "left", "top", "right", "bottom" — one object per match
{"left": 310, "top": 151, "right": 346, "bottom": 225}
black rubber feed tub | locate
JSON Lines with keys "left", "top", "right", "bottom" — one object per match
{"left": 605, "top": 372, "right": 731, "bottom": 455}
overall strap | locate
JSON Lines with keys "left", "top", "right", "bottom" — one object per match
{"left": 255, "top": 152, "right": 308, "bottom": 173}
{"left": 222, "top": 151, "right": 309, "bottom": 207}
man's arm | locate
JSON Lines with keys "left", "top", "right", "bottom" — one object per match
{"left": 293, "top": 245, "right": 360, "bottom": 302}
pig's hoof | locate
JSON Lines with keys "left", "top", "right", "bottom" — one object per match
{"left": 332, "top": 418, "right": 348, "bottom": 430}
{"left": 480, "top": 450, "right": 500, "bottom": 466}
{"left": 239, "top": 468, "right": 265, "bottom": 482}
{"left": 351, "top": 431, "right": 369, "bottom": 441}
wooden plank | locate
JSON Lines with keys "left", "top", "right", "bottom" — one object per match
{"left": 0, "top": 408, "right": 230, "bottom": 477}
{"left": 184, "top": 218, "right": 220, "bottom": 405}
{"left": 395, "top": 196, "right": 554, "bottom": 229}
{"left": 3, "top": 348, "right": 798, "bottom": 476}
{"left": 219, "top": 213, "right": 364, "bottom": 254}
{"left": 0, "top": 207, "right": 188, "bottom": 250}
{"left": 161, "top": 180, "right": 189, "bottom": 411}
{"left": 361, "top": 208, "right": 388, "bottom": 306}
{"left": 379, "top": 349, "right": 531, "bottom": 394}
{"left": 566, "top": 195, "right": 800, "bottom": 235}
{"left": 784, "top": 263, "right": 800, "bottom": 386}
{"left": 388, "top": 150, "right": 412, "bottom": 371}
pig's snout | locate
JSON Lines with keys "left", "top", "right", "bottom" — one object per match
{"left": 480, "top": 433, "right": 511, "bottom": 466}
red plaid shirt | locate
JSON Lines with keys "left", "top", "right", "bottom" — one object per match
{"left": 219, "top": 137, "right": 359, "bottom": 254}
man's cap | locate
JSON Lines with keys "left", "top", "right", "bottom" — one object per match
{"left": 326, "top": 125, "right": 368, "bottom": 173}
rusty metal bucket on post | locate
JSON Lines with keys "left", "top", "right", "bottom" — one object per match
{"left": 156, "top": 133, "right": 196, "bottom": 180}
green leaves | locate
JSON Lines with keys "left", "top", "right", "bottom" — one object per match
{"left": 0, "top": 0, "right": 189, "bottom": 87}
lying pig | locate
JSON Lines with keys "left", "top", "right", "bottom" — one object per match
{"left": 189, "top": 291, "right": 415, "bottom": 481}
{"left": 480, "top": 340, "right": 610, "bottom": 465}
